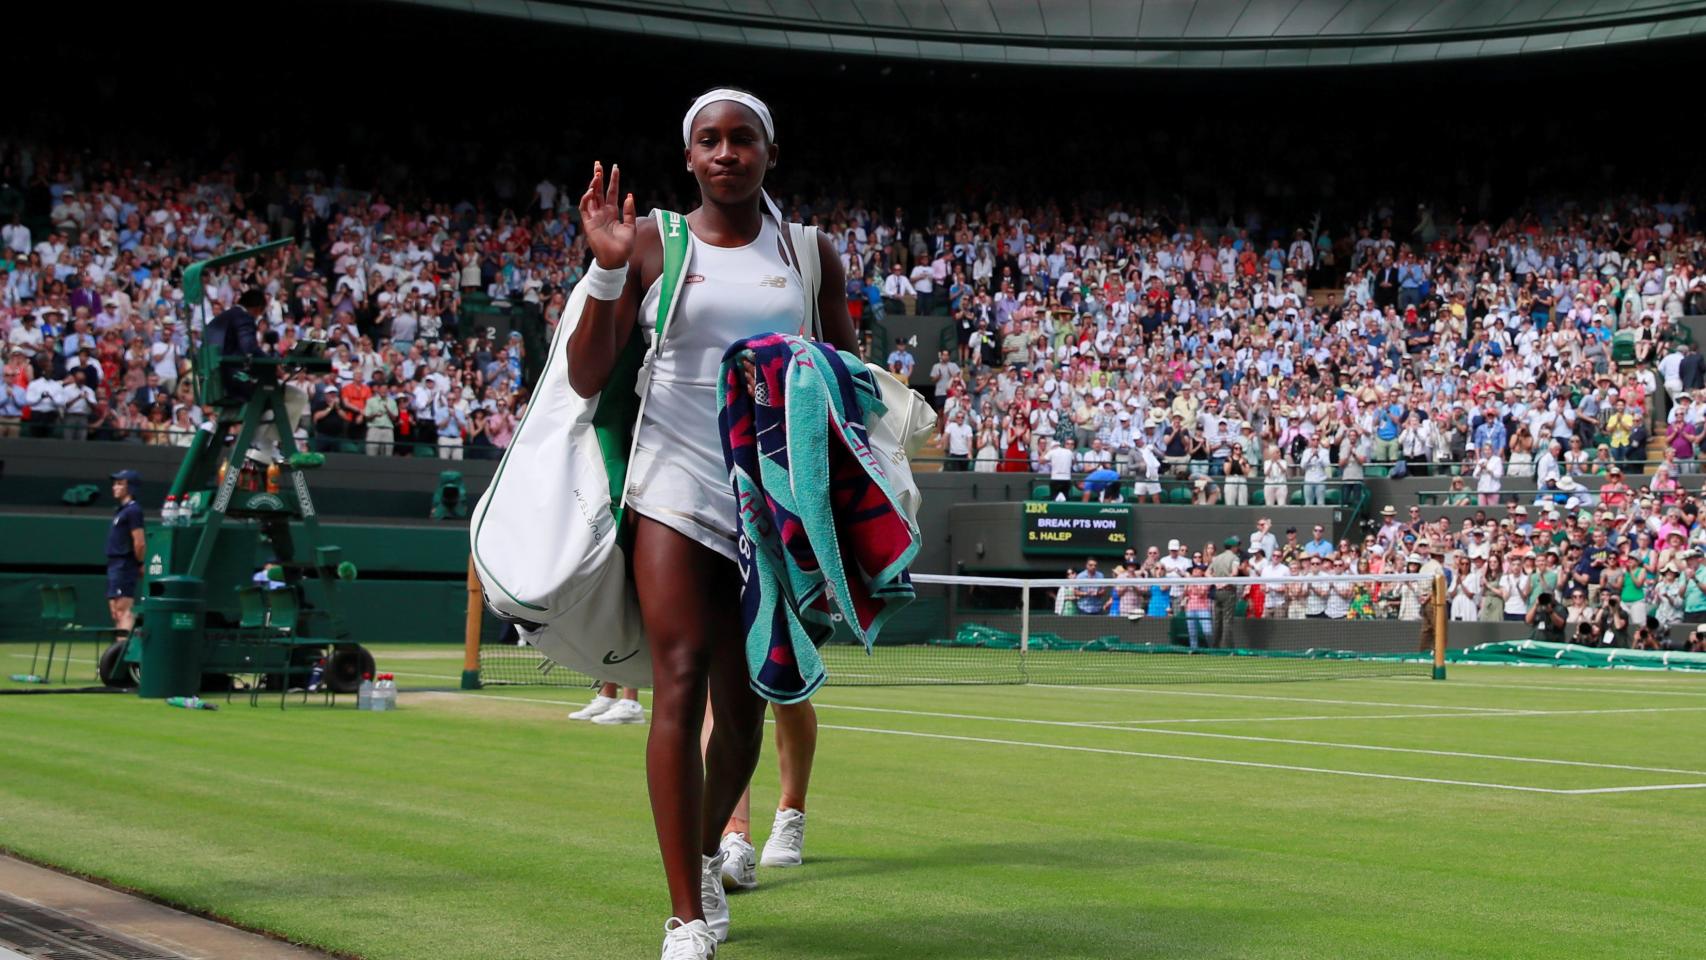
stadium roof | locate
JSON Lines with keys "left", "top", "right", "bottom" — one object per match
{"left": 398, "top": 0, "right": 1706, "bottom": 68}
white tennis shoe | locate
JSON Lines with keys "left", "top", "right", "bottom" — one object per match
{"left": 660, "top": 917, "right": 717, "bottom": 959}
{"left": 567, "top": 695, "right": 615, "bottom": 721}
{"left": 718, "top": 832, "right": 758, "bottom": 890}
{"left": 760, "top": 807, "right": 806, "bottom": 868}
{"left": 700, "top": 851, "right": 730, "bottom": 942}
{"left": 591, "top": 698, "right": 645, "bottom": 725}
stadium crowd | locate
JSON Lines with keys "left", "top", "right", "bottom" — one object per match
{"left": 5, "top": 145, "right": 1706, "bottom": 653}
{"left": 1049, "top": 493, "right": 1706, "bottom": 653}
{"left": 0, "top": 152, "right": 557, "bottom": 458}
{"left": 917, "top": 198, "right": 1706, "bottom": 491}
{"left": 5, "top": 141, "right": 1705, "bottom": 480}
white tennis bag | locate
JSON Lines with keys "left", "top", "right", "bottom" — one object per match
{"left": 468, "top": 210, "right": 692, "bottom": 688}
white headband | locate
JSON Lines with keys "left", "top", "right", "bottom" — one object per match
{"left": 680, "top": 89, "right": 785, "bottom": 226}
{"left": 682, "top": 89, "right": 774, "bottom": 146}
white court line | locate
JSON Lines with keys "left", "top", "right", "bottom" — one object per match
{"left": 434, "top": 690, "right": 1706, "bottom": 726}
{"left": 417, "top": 691, "right": 608, "bottom": 709}
{"left": 808, "top": 703, "right": 1706, "bottom": 777}
{"left": 435, "top": 692, "right": 1706, "bottom": 795}
{"left": 1096, "top": 712, "right": 1505, "bottom": 724}
{"left": 1559, "top": 782, "right": 1706, "bottom": 795}
{"left": 1030, "top": 683, "right": 1513, "bottom": 712}
{"left": 1094, "top": 706, "right": 1706, "bottom": 722}
{"left": 1375, "top": 677, "right": 1706, "bottom": 698}
{"left": 811, "top": 722, "right": 1706, "bottom": 796}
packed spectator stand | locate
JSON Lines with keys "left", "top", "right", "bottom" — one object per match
{"left": 4, "top": 141, "right": 1706, "bottom": 650}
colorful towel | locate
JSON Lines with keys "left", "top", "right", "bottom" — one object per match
{"left": 718, "top": 334, "right": 919, "bottom": 703}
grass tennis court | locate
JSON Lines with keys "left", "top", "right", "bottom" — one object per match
{"left": 3, "top": 641, "right": 1704, "bottom": 959}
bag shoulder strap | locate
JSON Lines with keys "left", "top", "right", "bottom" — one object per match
{"left": 789, "top": 221, "right": 823, "bottom": 340}
{"left": 612, "top": 209, "right": 691, "bottom": 514}
{"left": 652, "top": 209, "right": 691, "bottom": 350}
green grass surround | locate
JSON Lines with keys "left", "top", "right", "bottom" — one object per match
{"left": 2, "top": 643, "right": 1704, "bottom": 959}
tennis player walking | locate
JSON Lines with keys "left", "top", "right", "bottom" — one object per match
{"left": 568, "top": 88, "right": 857, "bottom": 959}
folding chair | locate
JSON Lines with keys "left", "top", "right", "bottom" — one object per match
{"left": 26, "top": 584, "right": 68, "bottom": 683}
{"left": 41, "top": 585, "right": 121, "bottom": 684}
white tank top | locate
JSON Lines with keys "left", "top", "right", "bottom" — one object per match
{"left": 638, "top": 215, "right": 808, "bottom": 385}
{"left": 627, "top": 214, "right": 810, "bottom": 560}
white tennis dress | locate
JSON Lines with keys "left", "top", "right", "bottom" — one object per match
{"left": 626, "top": 214, "right": 807, "bottom": 561}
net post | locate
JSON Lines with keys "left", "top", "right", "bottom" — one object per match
{"left": 1431, "top": 573, "right": 1448, "bottom": 680}
{"left": 462, "top": 555, "right": 484, "bottom": 690}
{"left": 1019, "top": 581, "right": 1031, "bottom": 654}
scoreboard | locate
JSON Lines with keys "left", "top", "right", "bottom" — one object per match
{"left": 1020, "top": 501, "right": 1134, "bottom": 557}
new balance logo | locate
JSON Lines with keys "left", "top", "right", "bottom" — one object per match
{"left": 759, "top": 275, "right": 788, "bottom": 288}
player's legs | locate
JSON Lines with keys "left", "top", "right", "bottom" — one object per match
{"left": 701, "top": 612, "right": 767, "bottom": 852}
{"left": 111, "top": 597, "right": 134, "bottom": 632}
{"left": 712, "top": 699, "right": 817, "bottom": 825}
{"left": 760, "top": 701, "right": 815, "bottom": 867}
{"left": 707, "top": 700, "right": 759, "bottom": 891}
{"left": 633, "top": 517, "right": 764, "bottom": 931}
{"left": 772, "top": 700, "right": 816, "bottom": 814}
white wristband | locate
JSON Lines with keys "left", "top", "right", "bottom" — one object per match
{"left": 581, "top": 260, "right": 628, "bottom": 301}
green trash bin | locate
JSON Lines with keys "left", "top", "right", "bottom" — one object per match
{"left": 136, "top": 575, "right": 206, "bottom": 699}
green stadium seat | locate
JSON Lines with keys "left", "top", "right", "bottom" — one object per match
{"left": 265, "top": 589, "right": 300, "bottom": 634}
{"left": 1249, "top": 488, "right": 1265, "bottom": 506}
{"left": 236, "top": 586, "right": 268, "bottom": 629}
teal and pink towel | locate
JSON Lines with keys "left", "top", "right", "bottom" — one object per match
{"left": 718, "top": 333, "right": 918, "bottom": 703}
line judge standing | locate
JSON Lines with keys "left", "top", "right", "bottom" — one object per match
{"left": 105, "top": 469, "right": 146, "bottom": 639}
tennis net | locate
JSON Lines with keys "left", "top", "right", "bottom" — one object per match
{"left": 474, "top": 571, "right": 1446, "bottom": 688}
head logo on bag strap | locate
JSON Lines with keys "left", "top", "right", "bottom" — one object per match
{"left": 653, "top": 211, "right": 689, "bottom": 351}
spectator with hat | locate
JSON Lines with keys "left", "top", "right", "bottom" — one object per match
{"left": 1208, "top": 536, "right": 1243, "bottom": 648}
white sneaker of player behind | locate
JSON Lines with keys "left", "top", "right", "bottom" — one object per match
{"left": 660, "top": 917, "right": 717, "bottom": 959}
{"left": 700, "top": 851, "right": 729, "bottom": 942}
{"left": 760, "top": 807, "right": 806, "bottom": 868}
{"left": 718, "top": 832, "right": 758, "bottom": 891}
{"left": 567, "top": 695, "right": 615, "bottom": 721}
{"left": 591, "top": 698, "right": 645, "bottom": 725}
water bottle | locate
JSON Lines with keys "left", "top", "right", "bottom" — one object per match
{"left": 166, "top": 696, "right": 218, "bottom": 711}
{"left": 374, "top": 674, "right": 397, "bottom": 712}
{"left": 307, "top": 657, "right": 326, "bottom": 692}
{"left": 358, "top": 673, "right": 374, "bottom": 710}
{"left": 163, "top": 495, "right": 179, "bottom": 526}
